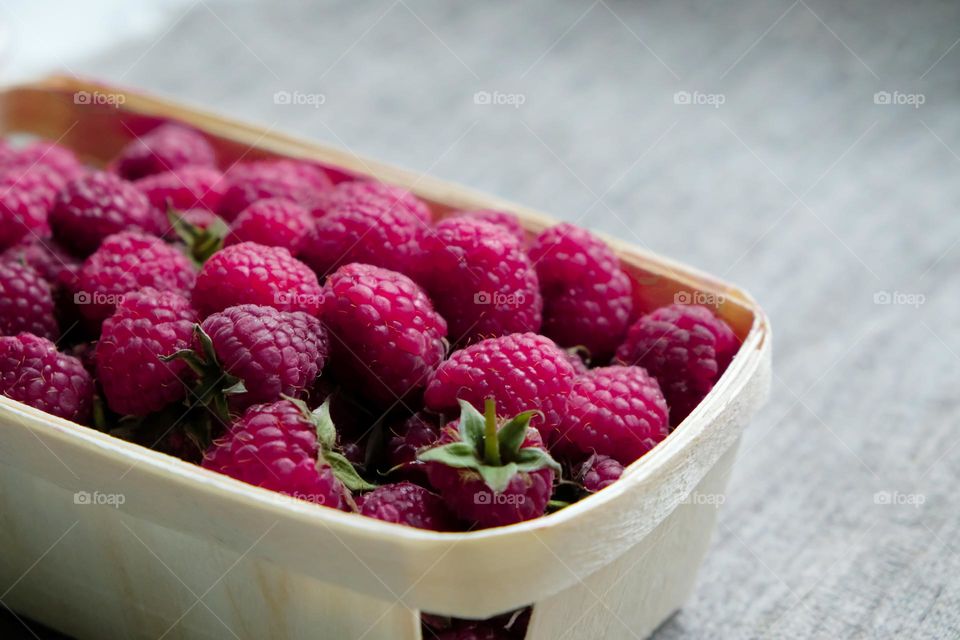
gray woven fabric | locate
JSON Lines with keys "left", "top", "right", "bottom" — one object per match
{"left": 5, "top": 1, "right": 960, "bottom": 638}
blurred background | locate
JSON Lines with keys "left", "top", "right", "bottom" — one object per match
{"left": 1, "top": 1, "right": 959, "bottom": 638}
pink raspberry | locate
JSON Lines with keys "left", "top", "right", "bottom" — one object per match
{"left": 0, "top": 260, "right": 58, "bottom": 340}
{"left": 424, "top": 332, "right": 576, "bottom": 440}
{"left": 2, "top": 236, "right": 80, "bottom": 289}
{"left": 299, "top": 196, "right": 425, "bottom": 279}
{"left": 421, "top": 400, "right": 558, "bottom": 528}
{"left": 308, "top": 180, "right": 431, "bottom": 223}
{"left": 0, "top": 141, "right": 84, "bottom": 187}
{"left": 421, "top": 218, "right": 541, "bottom": 344}
{"left": 386, "top": 412, "right": 442, "bottom": 479}
{"left": 0, "top": 332, "right": 93, "bottom": 423}
{"left": 0, "top": 168, "right": 61, "bottom": 250}
{"left": 578, "top": 454, "right": 624, "bottom": 492}
{"left": 555, "top": 365, "right": 668, "bottom": 465}
{"left": 188, "top": 304, "right": 328, "bottom": 412}
{"left": 219, "top": 159, "right": 333, "bottom": 220}
{"left": 615, "top": 304, "right": 738, "bottom": 425}
{"left": 95, "top": 289, "right": 197, "bottom": 416}
{"left": 113, "top": 123, "right": 216, "bottom": 180}
{"left": 529, "top": 223, "right": 632, "bottom": 362}
{"left": 453, "top": 209, "right": 526, "bottom": 243}
{"left": 192, "top": 242, "right": 322, "bottom": 317}
{"left": 322, "top": 263, "right": 447, "bottom": 405}
{"left": 358, "top": 482, "right": 457, "bottom": 531}
{"left": 135, "top": 165, "right": 226, "bottom": 218}
{"left": 203, "top": 399, "right": 346, "bottom": 508}
{"left": 74, "top": 232, "right": 196, "bottom": 325}
{"left": 50, "top": 172, "right": 159, "bottom": 256}
{"left": 225, "top": 198, "right": 313, "bottom": 253}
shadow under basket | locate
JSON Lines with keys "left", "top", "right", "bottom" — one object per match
{"left": 0, "top": 76, "right": 772, "bottom": 640}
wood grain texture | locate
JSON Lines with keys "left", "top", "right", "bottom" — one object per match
{"left": 3, "top": 1, "right": 959, "bottom": 638}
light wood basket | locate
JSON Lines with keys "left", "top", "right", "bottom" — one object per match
{"left": 0, "top": 77, "right": 772, "bottom": 640}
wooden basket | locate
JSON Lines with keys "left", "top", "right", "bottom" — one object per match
{"left": 0, "top": 76, "right": 772, "bottom": 640}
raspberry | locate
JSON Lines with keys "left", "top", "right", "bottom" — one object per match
{"left": 421, "top": 400, "right": 558, "bottom": 528}
{"left": 0, "top": 141, "right": 84, "bottom": 187}
{"left": 386, "top": 412, "right": 442, "bottom": 479}
{"left": 192, "top": 242, "right": 322, "bottom": 317}
{"left": 187, "top": 304, "right": 328, "bottom": 413}
{"left": 113, "top": 123, "right": 216, "bottom": 180}
{"left": 2, "top": 236, "right": 80, "bottom": 289}
{"left": 50, "top": 172, "right": 159, "bottom": 256}
{"left": 528, "top": 223, "right": 632, "bottom": 362}
{"left": 358, "top": 482, "right": 457, "bottom": 530}
{"left": 219, "top": 159, "right": 333, "bottom": 220}
{"left": 202, "top": 399, "right": 345, "bottom": 508}
{"left": 421, "top": 218, "right": 541, "bottom": 344}
{"left": 95, "top": 289, "right": 197, "bottom": 416}
{"left": 554, "top": 365, "right": 668, "bottom": 465}
{"left": 453, "top": 209, "right": 525, "bottom": 243}
{"left": 0, "top": 333, "right": 93, "bottom": 423}
{"left": 322, "top": 263, "right": 447, "bottom": 405}
{"left": 225, "top": 198, "right": 313, "bottom": 253}
{"left": 74, "top": 232, "right": 196, "bottom": 325}
{"left": 615, "top": 304, "right": 738, "bottom": 425}
{"left": 578, "top": 454, "right": 624, "bottom": 492}
{"left": 424, "top": 332, "right": 576, "bottom": 440}
{"left": 0, "top": 260, "right": 58, "bottom": 340}
{"left": 0, "top": 169, "right": 61, "bottom": 250}
{"left": 308, "top": 180, "right": 431, "bottom": 223}
{"left": 135, "top": 166, "right": 226, "bottom": 218}
{"left": 299, "top": 196, "right": 425, "bottom": 279}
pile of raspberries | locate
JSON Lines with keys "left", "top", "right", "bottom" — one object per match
{"left": 0, "top": 124, "right": 738, "bottom": 638}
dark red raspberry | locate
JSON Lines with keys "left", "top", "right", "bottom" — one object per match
{"left": 0, "top": 168, "right": 61, "bottom": 250}
{"left": 386, "top": 412, "right": 442, "bottom": 479}
{"left": 424, "top": 332, "right": 576, "bottom": 440}
{"left": 50, "top": 172, "right": 159, "bottom": 256}
{"left": 0, "top": 332, "right": 93, "bottom": 423}
{"left": 615, "top": 304, "right": 738, "bottom": 425}
{"left": 555, "top": 365, "right": 668, "bottom": 464}
{"left": 322, "top": 263, "right": 447, "bottom": 405}
{"left": 95, "top": 289, "right": 197, "bottom": 416}
{"left": 74, "top": 232, "right": 196, "bottom": 325}
{"left": 114, "top": 123, "right": 216, "bottom": 180}
{"left": 578, "top": 454, "right": 624, "bottom": 492}
{"left": 529, "top": 223, "right": 632, "bottom": 362}
{"left": 308, "top": 180, "right": 431, "bottom": 223}
{"left": 358, "top": 482, "right": 457, "bottom": 530}
{"left": 421, "top": 400, "right": 558, "bottom": 528}
{"left": 192, "top": 242, "right": 322, "bottom": 317}
{"left": 225, "top": 198, "right": 313, "bottom": 253}
{"left": 299, "top": 196, "right": 425, "bottom": 279}
{"left": 202, "top": 399, "right": 346, "bottom": 508}
{"left": 135, "top": 166, "right": 226, "bottom": 218}
{"left": 421, "top": 218, "right": 541, "bottom": 344}
{"left": 2, "top": 236, "right": 80, "bottom": 289}
{"left": 0, "top": 260, "right": 58, "bottom": 340}
{"left": 219, "top": 159, "right": 333, "bottom": 220}
{"left": 191, "top": 304, "right": 328, "bottom": 412}
{"left": 453, "top": 209, "right": 525, "bottom": 243}
{"left": 0, "top": 141, "right": 84, "bottom": 187}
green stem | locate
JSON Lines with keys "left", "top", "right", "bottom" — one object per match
{"left": 483, "top": 397, "right": 501, "bottom": 466}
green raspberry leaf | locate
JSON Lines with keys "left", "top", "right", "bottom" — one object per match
{"left": 456, "top": 399, "right": 486, "bottom": 451}
{"left": 418, "top": 442, "right": 481, "bottom": 469}
{"left": 309, "top": 398, "right": 337, "bottom": 452}
{"left": 514, "top": 447, "right": 562, "bottom": 474}
{"left": 477, "top": 462, "right": 519, "bottom": 494}
{"left": 324, "top": 451, "right": 376, "bottom": 492}
{"left": 496, "top": 410, "right": 540, "bottom": 459}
